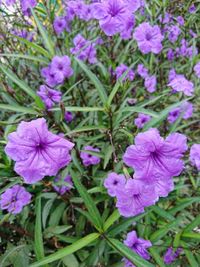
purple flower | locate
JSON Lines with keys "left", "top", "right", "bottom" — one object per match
{"left": 164, "top": 247, "right": 182, "bottom": 265}
{"left": 80, "top": 146, "right": 101, "bottom": 167}
{"left": 41, "top": 55, "right": 73, "bottom": 86}
{"left": 21, "top": 0, "right": 37, "bottom": 16}
{"left": 159, "top": 12, "right": 171, "bottom": 24}
{"left": 167, "top": 48, "right": 175, "bottom": 61}
{"left": 11, "top": 28, "right": 34, "bottom": 42}
{"left": 194, "top": 62, "right": 200, "bottom": 78}
{"left": 116, "top": 179, "right": 158, "bottom": 217}
{"left": 70, "top": 34, "right": 97, "bottom": 64}
{"left": 124, "top": 0, "right": 141, "bottom": 12}
{"left": 53, "top": 175, "right": 73, "bottom": 195}
{"left": 168, "top": 75, "right": 194, "bottom": 96}
{"left": 115, "top": 64, "right": 135, "bottom": 82}
{"left": 188, "top": 4, "right": 196, "bottom": 13}
{"left": 65, "top": 111, "right": 74, "bottom": 123}
{"left": 104, "top": 172, "right": 126, "bottom": 197}
{"left": 168, "top": 68, "right": 176, "bottom": 82}
{"left": 92, "top": 0, "right": 131, "bottom": 36}
{"left": 176, "top": 16, "right": 184, "bottom": 26}
{"left": 137, "top": 64, "right": 148, "bottom": 78}
{"left": 167, "top": 107, "right": 181, "bottom": 124}
{"left": 53, "top": 17, "right": 67, "bottom": 35}
{"left": 168, "top": 25, "right": 181, "bottom": 43}
{"left": 5, "top": 118, "right": 74, "bottom": 184}
{"left": 0, "top": 185, "right": 31, "bottom": 214}
{"left": 134, "top": 113, "right": 151, "bottom": 128}
{"left": 144, "top": 75, "right": 157, "bottom": 93}
{"left": 190, "top": 144, "right": 200, "bottom": 170}
{"left": 124, "top": 231, "right": 152, "bottom": 261}
{"left": 120, "top": 15, "right": 135, "bottom": 40}
{"left": 6, "top": 0, "right": 16, "bottom": 5}
{"left": 123, "top": 128, "right": 187, "bottom": 179}
{"left": 37, "top": 85, "right": 62, "bottom": 109}
{"left": 182, "top": 101, "right": 193, "bottom": 119}
{"left": 133, "top": 22, "right": 164, "bottom": 54}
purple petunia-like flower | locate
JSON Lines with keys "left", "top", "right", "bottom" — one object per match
{"left": 37, "top": 85, "right": 62, "bottom": 109}
{"left": 167, "top": 101, "right": 193, "bottom": 124}
{"left": 194, "top": 62, "right": 200, "bottom": 78}
{"left": 5, "top": 118, "right": 74, "bottom": 184}
{"left": 134, "top": 113, "right": 151, "bottom": 128}
{"left": 41, "top": 55, "right": 73, "bottom": 87}
{"left": 190, "top": 144, "right": 200, "bottom": 171}
{"left": 123, "top": 128, "right": 187, "bottom": 180}
{"left": 168, "top": 75, "right": 194, "bottom": 96}
{"left": 144, "top": 75, "right": 157, "bottom": 93}
{"left": 137, "top": 64, "right": 148, "bottom": 78}
{"left": 116, "top": 179, "right": 158, "bottom": 217}
{"left": 65, "top": 111, "right": 74, "bottom": 123}
{"left": 104, "top": 172, "right": 126, "bottom": 197}
{"left": 0, "top": 185, "right": 31, "bottom": 214}
{"left": 133, "top": 22, "right": 164, "bottom": 54}
{"left": 92, "top": 0, "right": 132, "bottom": 36}
{"left": 53, "top": 175, "right": 73, "bottom": 195}
{"left": 53, "top": 17, "right": 67, "bottom": 35}
{"left": 168, "top": 25, "right": 181, "bottom": 43}
{"left": 123, "top": 230, "right": 152, "bottom": 267}
{"left": 120, "top": 15, "right": 135, "bottom": 40}
{"left": 21, "top": 0, "right": 37, "bottom": 16}
{"left": 80, "top": 146, "right": 101, "bottom": 167}
{"left": 115, "top": 64, "right": 135, "bottom": 82}
{"left": 164, "top": 247, "right": 182, "bottom": 265}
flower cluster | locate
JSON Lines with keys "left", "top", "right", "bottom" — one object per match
{"left": 104, "top": 128, "right": 187, "bottom": 217}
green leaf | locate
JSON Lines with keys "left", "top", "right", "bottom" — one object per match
{"left": 103, "top": 209, "right": 120, "bottom": 231}
{"left": 62, "top": 254, "right": 79, "bottom": 267}
{"left": 30, "top": 233, "right": 100, "bottom": 267}
{"left": 65, "top": 125, "right": 107, "bottom": 136}
{"left": 75, "top": 58, "right": 108, "bottom": 105}
{"left": 181, "top": 241, "right": 199, "bottom": 267}
{"left": 0, "top": 104, "right": 38, "bottom": 114}
{"left": 70, "top": 169, "right": 103, "bottom": 231}
{"left": 34, "top": 196, "right": 48, "bottom": 266}
{"left": 51, "top": 106, "right": 104, "bottom": 112}
{"left": 183, "top": 214, "right": 200, "bottom": 232}
{"left": 31, "top": 9, "right": 54, "bottom": 56}
{"left": 106, "top": 238, "right": 154, "bottom": 267}
{"left": 182, "top": 232, "right": 200, "bottom": 240}
{"left": 149, "top": 247, "right": 165, "bottom": 267}
{"left": 151, "top": 206, "right": 175, "bottom": 221}
{"left": 10, "top": 34, "right": 50, "bottom": 58}
{"left": 103, "top": 145, "right": 113, "bottom": 169}
{"left": 150, "top": 217, "right": 182, "bottom": 242}
{"left": 0, "top": 53, "right": 49, "bottom": 63}
{"left": 0, "top": 64, "right": 36, "bottom": 99}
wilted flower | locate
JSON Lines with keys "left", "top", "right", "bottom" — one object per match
{"left": 80, "top": 146, "right": 101, "bottom": 167}
{"left": 190, "top": 144, "right": 200, "bottom": 171}
{"left": 134, "top": 113, "right": 151, "bottom": 128}
{"left": 144, "top": 75, "right": 157, "bottom": 93}
{"left": 0, "top": 185, "right": 31, "bottom": 214}
{"left": 104, "top": 172, "right": 126, "bottom": 197}
{"left": 168, "top": 75, "right": 194, "bottom": 96}
{"left": 37, "top": 85, "right": 62, "bottom": 109}
{"left": 53, "top": 175, "right": 73, "bottom": 195}
{"left": 164, "top": 247, "right": 182, "bottom": 265}
{"left": 133, "top": 22, "right": 163, "bottom": 54}
{"left": 116, "top": 179, "right": 158, "bottom": 217}
{"left": 123, "top": 128, "right": 187, "bottom": 179}
{"left": 5, "top": 118, "right": 74, "bottom": 184}
{"left": 115, "top": 64, "right": 135, "bottom": 82}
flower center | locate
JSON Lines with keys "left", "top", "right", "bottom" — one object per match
{"left": 145, "top": 32, "right": 152, "bottom": 41}
{"left": 35, "top": 142, "right": 46, "bottom": 151}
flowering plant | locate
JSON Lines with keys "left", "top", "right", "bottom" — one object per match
{"left": 0, "top": 0, "right": 200, "bottom": 266}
